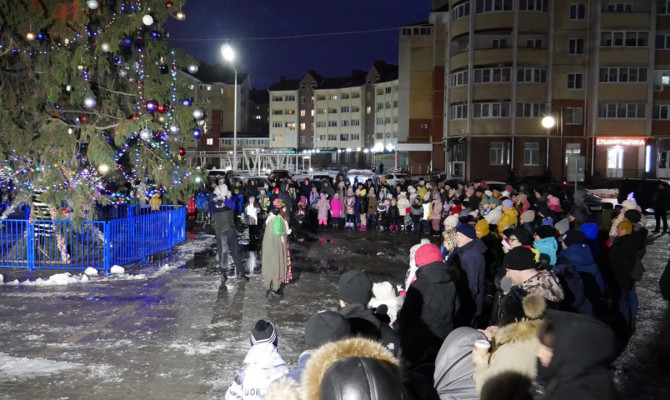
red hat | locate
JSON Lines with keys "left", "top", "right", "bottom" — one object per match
{"left": 415, "top": 244, "right": 443, "bottom": 267}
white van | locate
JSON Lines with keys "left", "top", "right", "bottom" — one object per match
{"left": 347, "top": 169, "right": 379, "bottom": 186}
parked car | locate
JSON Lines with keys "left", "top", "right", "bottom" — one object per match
{"left": 347, "top": 169, "right": 379, "bottom": 186}
{"left": 616, "top": 178, "right": 670, "bottom": 213}
{"left": 268, "top": 169, "right": 291, "bottom": 183}
{"left": 586, "top": 179, "right": 624, "bottom": 200}
{"left": 535, "top": 182, "right": 605, "bottom": 214}
{"left": 511, "top": 175, "right": 558, "bottom": 191}
{"left": 484, "top": 180, "right": 509, "bottom": 192}
{"left": 383, "top": 173, "right": 411, "bottom": 187}
{"left": 249, "top": 177, "right": 271, "bottom": 190}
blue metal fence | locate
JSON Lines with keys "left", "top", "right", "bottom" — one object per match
{"left": 0, "top": 205, "right": 185, "bottom": 273}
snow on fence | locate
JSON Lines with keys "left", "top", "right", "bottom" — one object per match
{"left": 0, "top": 204, "right": 186, "bottom": 274}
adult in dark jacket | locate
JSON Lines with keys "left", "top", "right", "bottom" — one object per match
{"left": 397, "top": 243, "right": 459, "bottom": 367}
{"left": 552, "top": 255, "right": 592, "bottom": 316}
{"left": 568, "top": 190, "right": 590, "bottom": 228}
{"left": 454, "top": 223, "right": 488, "bottom": 327}
{"left": 433, "top": 327, "right": 487, "bottom": 400}
{"left": 652, "top": 181, "right": 670, "bottom": 233}
{"left": 212, "top": 199, "right": 247, "bottom": 281}
{"left": 559, "top": 230, "right": 605, "bottom": 314}
{"left": 534, "top": 310, "right": 618, "bottom": 400}
{"left": 337, "top": 270, "right": 401, "bottom": 357}
{"left": 608, "top": 220, "right": 639, "bottom": 337}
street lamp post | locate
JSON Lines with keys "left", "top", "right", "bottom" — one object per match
{"left": 221, "top": 44, "right": 237, "bottom": 172}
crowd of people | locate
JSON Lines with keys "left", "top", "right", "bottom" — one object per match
{"left": 206, "top": 172, "right": 668, "bottom": 399}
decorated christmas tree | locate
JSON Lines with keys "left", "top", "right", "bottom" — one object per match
{"left": 0, "top": 0, "right": 203, "bottom": 223}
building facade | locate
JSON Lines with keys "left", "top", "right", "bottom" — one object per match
{"left": 268, "top": 62, "right": 400, "bottom": 170}
{"left": 433, "top": 0, "right": 670, "bottom": 182}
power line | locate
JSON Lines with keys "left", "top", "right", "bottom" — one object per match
{"left": 168, "top": 26, "right": 401, "bottom": 42}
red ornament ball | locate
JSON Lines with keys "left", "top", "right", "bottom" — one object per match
{"left": 165, "top": 1, "right": 173, "bottom": 8}
{"left": 178, "top": 147, "right": 186, "bottom": 156}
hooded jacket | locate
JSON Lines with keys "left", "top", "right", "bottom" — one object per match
{"left": 497, "top": 207, "right": 519, "bottom": 235}
{"left": 534, "top": 310, "right": 618, "bottom": 400}
{"left": 397, "top": 260, "right": 458, "bottom": 365}
{"left": 518, "top": 270, "right": 564, "bottom": 304}
{"left": 458, "top": 238, "right": 488, "bottom": 317}
{"left": 433, "top": 327, "right": 487, "bottom": 400}
{"left": 560, "top": 243, "right": 606, "bottom": 294}
{"left": 225, "top": 342, "right": 289, "bottom": 400}
{"left": 553, "top": 257, "right": 592, "bottom": 316}
{"left": 329, "top": 195, "right": 342, "bottom": 218}
{"left": 473, "top": 319, "right": 544, "bottom": 395}
{"left": 265, "top": 337, "right": 407, "bottom": 400}
{"left": 533, "top": 237, "right": 558, "bottom": 267}
{"left": 609, "top": 234, "right": 638, "bottom": 290}
{"left": 339, "top": 303, "right": 401, "bottom": 357}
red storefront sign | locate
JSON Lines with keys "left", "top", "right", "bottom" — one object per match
{"left": 595, "top": 137, "right": 646, "bottom": 146}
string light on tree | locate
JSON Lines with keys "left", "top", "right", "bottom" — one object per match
{"left": 87, "top": 0, "right": 99, "bottom": 10}
{"left": 140, "top": 128, "right": 152, "bottom": 141}
{"left": 187, "top": 64, "right": 198, "bottom": 74}
{"left": 142, "top": 15, "right": 154, "bottom": 26}
{"left": 83, "top": 97, "right": 97, "bottom": 109}
{"left": 25, "top": 30, "right": 36, "bottom": 41}
{"left": 192, "top": 109, "right": 203, "bottom": 120}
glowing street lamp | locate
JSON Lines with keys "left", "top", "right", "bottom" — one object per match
{"left": 542, "top": 115, "right": 556, "bottom": 129}
{"left": 221, "top": 43, "right": 237, "bottom": 171}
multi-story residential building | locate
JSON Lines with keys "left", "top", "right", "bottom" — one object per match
{"left": 398, "top": 6, "right": 448, "bottom": 174}
{"left": 429, "top": 0, "right": 669, "bottom": 181}
{"left": 179, "top": 64, "right": 252, "bottom": 168}
{"left": 268, "top": 62, "right": 399, "bottom": 169}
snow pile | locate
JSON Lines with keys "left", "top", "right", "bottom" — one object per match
{"left": 4, "top": 273, "right": 82, "bottom": 287}
{"left": 84, "top": 267, "right": 99, "bottom": 276}
{"left": 168, "top": 340, "right": 232, "bottom": 355}
{"left": 110, "top": 265, "right": 125, "bottom": 274}
{"left": 0, "top": 352, "right": 83, "bottom": 379}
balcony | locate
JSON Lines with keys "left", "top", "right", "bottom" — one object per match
{"left": 601, "top": 12, "right": 651, "bottom": 30}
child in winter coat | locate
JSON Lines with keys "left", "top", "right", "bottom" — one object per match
{"left": 245, "top": 196, "right": 262, "bottom": 242}
{"left": 257, "top": 189, "right": 270, "bottom": 220}
{"left": 431, "top": 193, "right": 443, "bottom": 234}
{"left": 397, "top": 192, "right": 411, "bottom": 231}
{"left": 410, "top": 198, "right": 423, "bottom": 234}
{"left": 421, "top": 193, "right": 432, "bottom": 234}
{"left": 225, "top": 320, "right": 289, "bottom": 400}
{"left": 343, "top": 188, "right": 356, "bottom": 230}
{"left": 195, "top": 190, "right": 210, "bottom": 222}
{"left": 388, "top": 199, "right": 401, "bottom": 232}
{"left": 330, "top": 193, "right": 343, "bottom": 228}
{"left": 316, "top": 193, "right": 330, "bottom": 228}
{"left": 367, "top": 188, "right": 377, "bottom": 229}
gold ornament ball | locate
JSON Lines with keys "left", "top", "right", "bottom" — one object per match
{"left": 175, "top": 10, "right": 186, "bottom": 21}
{"left": 26, "top": 30, "right": 36, "bottom": 41}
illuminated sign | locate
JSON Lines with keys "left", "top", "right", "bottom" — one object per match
{"left": 595, "top": 137, "right": 646, "bottom": 146}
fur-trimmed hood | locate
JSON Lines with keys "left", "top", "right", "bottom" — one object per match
{"left": 265, "top": 337, "right": 401, "bottom": 400}
{"left": 493, "top": 319, "right": 543, "bottom": 351}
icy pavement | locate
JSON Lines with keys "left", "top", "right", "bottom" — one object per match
{"left": 0, "top": 226, "right": 668, "bottom": 399}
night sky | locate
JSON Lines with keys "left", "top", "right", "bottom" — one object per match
{"left": 165, "top": 0, "right": 433, "bottom": 90}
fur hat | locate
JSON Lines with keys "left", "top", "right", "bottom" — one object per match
{"left": 503, "top": 247, "right": 539, "bottom": 271}
{"left": 523, "top": 294, "right": 547, "bottom": 319}
{"left": 520, "top": 210, "right": 535, "bottom": 224}
{"left": 444, "top": 215, "right": 459, "bottom": 230}
{"left": 415, "top": 243, "right": 443, "bottom": 267}
{"left": 624, "top": 209, "right": 642, "bottom": 223}
{"left": 305, "top": 311, "right": 351, "bottom": 350}
{"left": 338, "top": 270, "right": 373, "bottom": 305}
{"left": 251, "top": 319, "right": 277, "bottom": 345}
{"left": 456, "top": 223, "right": 476, "bottom": 240}
{"left": 621, "top": 199, "right": 637, "bottom": 210}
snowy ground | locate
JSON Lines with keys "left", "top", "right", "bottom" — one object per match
{"left": 0, "top": 223, "right": 668, "bottom": 399}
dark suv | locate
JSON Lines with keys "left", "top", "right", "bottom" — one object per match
{"left": 268, "top": 169, "right": 291, "bottom": 183}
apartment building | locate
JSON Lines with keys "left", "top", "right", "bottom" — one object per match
{"left": 179, "top": 65, "right": 252, "bottom": 167}
{"left": 431, "top": 0, "right": 670, "bottom": 181}
{"left": 268, "top": 62, "right": 400, "bottom": 167}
